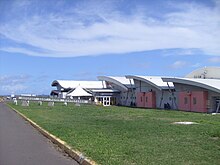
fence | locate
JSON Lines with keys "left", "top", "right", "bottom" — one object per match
{"left": 18, "top": 96, "right": 91, "bottom": 104}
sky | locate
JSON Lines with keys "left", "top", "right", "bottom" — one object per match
{"left": 0, "top": 0, "right": 220, "bottom": 95}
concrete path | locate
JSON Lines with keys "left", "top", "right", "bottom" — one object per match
{"left": 0, "top": 102, "right": 79, "bottom": 165}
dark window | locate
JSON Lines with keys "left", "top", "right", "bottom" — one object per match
{"left": 146, "top": 97, "right": 148, "bottom": 103}
{"left": 184, "top": 97, "right": 188, "bottom": 104}
{"left": 141, "top": 97, "right": 142, "bottom": 102}
{"left": 193, "top": 97, "right": 196, "bottom": 105}
{"left": 174, "top": 97, "right": 176, "bottom": 100}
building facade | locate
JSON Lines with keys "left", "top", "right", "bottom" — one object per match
{"left": 162, "top": 77, "right": 220, "bottom": 113}
{"left": 126, "top": 76, "right": 177, "bottom": 109}
{"left": 50, "top": 67, "right": 220, "bottom": 113}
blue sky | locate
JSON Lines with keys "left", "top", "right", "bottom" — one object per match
{"left": 0, "top": 0, "right": 220, "bottom": 95}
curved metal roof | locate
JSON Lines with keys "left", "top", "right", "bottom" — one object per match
{"left": 97, "top": 76, "right": 134, "bottom": 91}
{"left": 126, "top": 75, "right": 174, "bottom": 90}
{"left": 186, "top": 66, "right": 220, "bottom": 79}
{"left": 162, "top": 77, "right": 220, "bottom": 93}
{"left": 51, "top": 80, "right": 106, "bottom": 89}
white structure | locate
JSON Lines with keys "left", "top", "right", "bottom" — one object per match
{"left": 98, "top": 76, "right": 135, "bottom": 106}
{"left": 51, "top": 79, "right": 120, "bottom": 106}
{"left": 66, "top": 85, "right": 92, "bottom": 98}
{"left": 51, "top": 80, "right": 106, "bottom": 98}
{"left": 186, "top": 66, "right": 220, "bottom": 79}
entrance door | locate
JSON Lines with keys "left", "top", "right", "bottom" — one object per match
{"left": 103, "top": 97, "right": 110, "bottom": 106}
{"left": 110, "top": 97, "right": 116, "bottom": 105}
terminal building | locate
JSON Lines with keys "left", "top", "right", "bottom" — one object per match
{"left": 50, "top": 67, "right": 220, "bottom": 113}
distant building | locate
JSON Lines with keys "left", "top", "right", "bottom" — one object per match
{"left": 185, "top": 66, "right": 220, "bottom": 79}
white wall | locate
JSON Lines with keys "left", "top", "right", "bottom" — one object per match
{"left": 119, "top": 89, "right": 136, "bottom": 106}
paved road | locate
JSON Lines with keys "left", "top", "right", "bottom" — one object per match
{"left": 0, "top": 102, "right": 79, "bottom": 165}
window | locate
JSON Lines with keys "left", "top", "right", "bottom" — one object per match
{"left": 184, "top": 97, "right": 188, "bottom": 104}
{"left": 146, "top": 97, "right": 148, "bottom": 103}
{"left": 193, "top": 97, "right": 197, "bottom": 105}
{"left": 141, "top": 97, "right": 142, "bottom": 102}
{"left": 174, "top": 97, "right": 176, "bottom": 101}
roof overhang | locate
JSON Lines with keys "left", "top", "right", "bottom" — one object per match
{"left": 162, "top": 77, "right": 220, "bottom": 93}
{"left": 91, "top": 89, "right": 120, "bottom": 93}
{"left": 126, "top": 75, "right": 171, "bottom": 91}
{"left": 98, "top": 76, "right": 128, "bottom": 91}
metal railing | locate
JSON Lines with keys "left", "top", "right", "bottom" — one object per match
{"left": 18, "top": 96, "right": 91, "bottom": 104}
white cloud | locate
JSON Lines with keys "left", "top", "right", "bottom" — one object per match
{"left": 171, "top": 61, "right": 187, "bottom": 69}
{"left": 0, "top": 47, "right": 47, "bottom": 56}
{"left": 0, "top": 75, "right": 29, "bottom": 94}
{"left": 0, "top": 1, "right": 220, "bottom": 57}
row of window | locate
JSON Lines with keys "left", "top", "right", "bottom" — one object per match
{"left": 184, "top": 97, "right": 197, "bottom": 104}
{"left": 140, "top": 97, "right": 148, "bottom": 103}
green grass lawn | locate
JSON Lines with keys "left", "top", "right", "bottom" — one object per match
{"left": 8, "top": 102, "right": 220, "bottom": 165}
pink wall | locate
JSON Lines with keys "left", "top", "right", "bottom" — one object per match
{"left": 136, "top": 92, "right": 145, "bottom": 107}
{"left": 145, "top": 92, "right": 156, "bottom": 108}
{"left": 178, "top": 92, "right": 191, "bottom": 111}
{"left": 178, "top": 91, "right": 208, "bottom": 112}
{"left": 191, "top": 91, "right": 208, "bottom": 112}
{"left": 136, "top": 92, "right": 156, "bottom": 108}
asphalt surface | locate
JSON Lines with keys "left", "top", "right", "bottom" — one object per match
{"left": 0, "top": 102, "right": 79, "bottom": 165}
